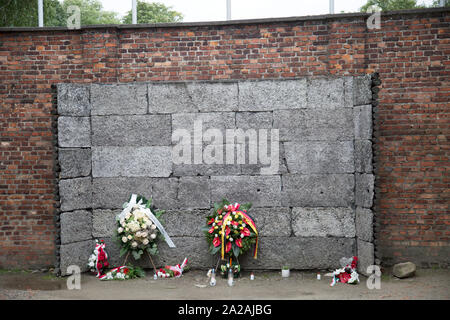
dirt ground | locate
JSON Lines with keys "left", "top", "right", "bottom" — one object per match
{"left": 0, "top": 268, "right": 448, "bottom": 300}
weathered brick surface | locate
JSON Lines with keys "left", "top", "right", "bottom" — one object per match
{"left": 0, "top": 9, "right": 448, "bottom": 269}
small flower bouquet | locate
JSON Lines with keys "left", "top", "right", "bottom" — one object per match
{"left": 202, "top": 199, "right": 258, "bottom": 272}
{"left": 115, "top": 194, "right": 175, "bottom": 262}
{"left": 99, "top": 266, "right": 146, "bottom": 281}
{"left": 330, "top": 256, "right": 359, "bottom": 286}
{"left": 87, "top": 239, "right": 109, "bottom": 277}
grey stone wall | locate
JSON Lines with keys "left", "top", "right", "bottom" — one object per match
{"left": 57, "top": 76, "right": 373, "bottom": 275}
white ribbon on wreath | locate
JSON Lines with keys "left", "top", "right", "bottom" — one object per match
{"left": 117, "top": 194, "right": 176, "bottom": 248}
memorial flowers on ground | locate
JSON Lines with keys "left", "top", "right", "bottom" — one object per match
{"left": 115, "top": 194, "right": 175, "bottom": 261}
{"left": 203, "top": 199, "right": 258, "bottom": 276}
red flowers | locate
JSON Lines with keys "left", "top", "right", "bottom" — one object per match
{"left": 225, "top": 241, "right": 232, "bottom": 253}
{"left": 213, "top": 237, "right": 221, "bottom": 247}
{"left": 207, "top": 218, "right": 214, "bottom": 225}
{"left": 241, "top": 227, "right": 250, "bottom": 237}
{"left": 235, "top": 238, "right": 242, "bottom": 248}
{"left": 225, "top": 226, "right": 231, "bottom": 236}
{"left": 351, "top": 256, "right": 358, "bottom": 269}
{"left": 208, "top": 226, "right": 215, "bottom": 233}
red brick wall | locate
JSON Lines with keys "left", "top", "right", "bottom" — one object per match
{"left": 0, "top": 8, "right": 448, "bottom": 269}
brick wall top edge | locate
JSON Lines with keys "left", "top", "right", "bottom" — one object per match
{"left": 56, "top": 75, "right": 370, "bottom": 87}
{"left": 0, "top": 7, "right": 448, "bottom": 33}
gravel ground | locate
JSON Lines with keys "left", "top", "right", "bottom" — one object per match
{"left": 0, "top": 268, "right": 448, "bottom": 300}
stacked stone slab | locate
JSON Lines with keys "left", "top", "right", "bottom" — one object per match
{"left": 57, "top": 77, "right": 373, "bottom": 275}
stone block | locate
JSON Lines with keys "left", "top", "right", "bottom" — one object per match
{"left": 148, "top": 82, "right": 197, "bottom": 114}
{"left": 292, "top": 207, "right": 355, "bottom": 238}
{"left": 57, "top": 83, "right": 90, "bottom": 116}
{"left": 91, "top": 83, "right": 147, "bottom": 115}
{"left": 354, "top": 105, "right": 372, "bottom": 140}
{"left": 173, "top": 163, "right": 242, "bottom": 177}
{"left": 284, "top": 141, "right": 354, "bottom": 174}
{"left": 187, "top": 82, "right": 238, "bottom": 112}
{"left": 273, "top": 108, "right": 353, "bottom": 141}
{"left": 239, "top": 237, "right": 355, "bottom": 270}
{"left": 355, "top": 207, "right": 373, "bottom": 242}
{"left": 151, "top": 177, "right": 210, "bottom": 210}
{"left": 92, "top": 209, "right": 121, "bottom": 238}
{"left": 91, "top": 115, "right": 171, "bottom": 146}
{"left": 392, "top": 262, "right": 416, "bottom": 279}
{"left": 60, "top": 210, "right": 92, "bottom": 244}
{"left": 59, "top": 177, "right": 92, "bottom": 212}
{"left": 236, "top": 112, "right": 273, "bottom": 129}
{"left": 177, "top": 176, "right": 211, "bottom": 209}
{"left": 91, "top": 146, "right": 172, "bottom": 177}
{"left": 92, "top": 177, "right": 153, "bottom": 209}
{"left": 58, "top": 148, "right": 91, "bottom": 179}
{"left": 248, "top": 207, "right": 291, "bottom": 237}
{"left": 58, "top": 116, "right": 90, "bottom": 147}
{"left": 281, "top": 174, "right": 354, "bottom": 207}
{"left": 353, "top": 75, "right": 372, "bottom": 106}
{"left": 238, "top": 79, "right": 307, "bottom": 111}
{"left": 60, "top": 240, "right": 94, "bottom": 275}
{"left": 307, "top": 77, "right": 346, "bottom": 108}
{"left": 210, "top": 175, "right": 281, "bottom": 207}
{"left": 150, "top": 178, "right": 179, "bottom": 210}
{"left": 172, "top": 112, "right": 236, "bottom": 144}
{"left": 355, "top": 140, "right": 373, "bottom": 173}
{"left": 162, "top": 209, "right": 210, "bottom": 237}
{"left": 239, "top": 139, "right": 287, "bottom": 175}
{"left": 355, "top": 173, "right": 374, "bottom": 208}
{"left": 344, "top": 76, "right": 353, "bottom": 107}
{"left": 357, "top": 239, "right": 374, "bottom": 276}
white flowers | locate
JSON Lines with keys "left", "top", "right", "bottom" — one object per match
{"left": 117, "top": 205, "right": 161, "bottom": 251}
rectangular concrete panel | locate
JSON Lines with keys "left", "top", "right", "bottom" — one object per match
{"left": 91, "top": 146, "right": 172, "bottom": 178}
{"left": 292, "top": 207, "right": 355, "bottom": 237}
{"left": 238, "top": 79, "right": 307, "bottom": 111}
{"left": 58, "top": 148, "right": 91, "bottom": 179}
{"left": 148, "top": 82, "right": 197, "bottom": 114}
{"left": 282, "top": 174, "right": 354, "bottom": 207}
{"left": 92, "top": 177, "right": 154, "bottom": 209}
{"left": 57, "top": 84, "right": 90, "bottom": 116}
{"left": 273, "top": 108, "right": 353, "bottom": 141}
{"left": 91, "top": 83, "right": 147, "bottom": 115}
{"left": 307, "top": 78, "right": 346, "bottom": 108}
{"left": 58, "top": 116, "right": 91, "bottom": 148}
{"left": 210, "top": 175, "right": 281, "bottom": 207}
{"left": 284, "top": 141, "right": 354, "bottom": 174}
{"left": 91, "top": 114, "right": 171, "bottom": 146}
{"left": 60, "top": 210, "right": 92, "bottom": 244}
{"left": 59, "top": 177, "right": 92, "bottom": 212}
